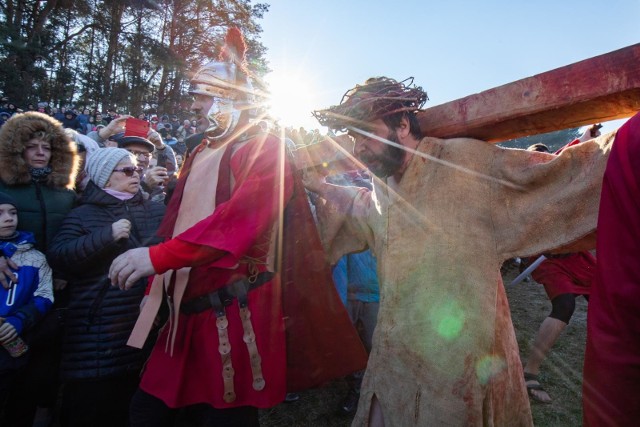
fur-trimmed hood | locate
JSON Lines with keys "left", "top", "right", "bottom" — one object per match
{"left": 0, "top": 112, "right": 79, "bottom": 189}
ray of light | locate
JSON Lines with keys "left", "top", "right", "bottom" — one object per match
{"left": 305, "top": 134, "right": 439, "bottom": 233}
{"left": 274, "top": 125, "right": 287, "bottom": 320}
{"left": 347, "top": 126, "right": 525, "bottom": 191}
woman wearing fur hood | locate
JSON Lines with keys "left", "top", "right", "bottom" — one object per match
{"left": 0, "top": 111, "right": 78, "bottom": 427}
{"left": 0, "top": 111, "right": 79, "bottom": 253}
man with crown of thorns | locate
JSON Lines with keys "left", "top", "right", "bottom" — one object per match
{"left": 305, "top": 76, "right": 616, "bottom": 426}
{"left": 109, "top": 28, "right": 366, "bottom": 426}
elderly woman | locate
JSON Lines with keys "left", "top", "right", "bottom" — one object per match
{"left": 0, "top": 111, "right": 78, "bottom": 426}
{"left": 47, "top": 148, "right": 165, "bottom": 427}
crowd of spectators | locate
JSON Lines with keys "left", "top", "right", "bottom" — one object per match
{"left": 0, "top": 98, "right": 197, "bottom": 150}
{"left": 0, "top": 98, "right": 336, "bottom": 155}
{"left": 0, "top": 109, "right": 183, "bottom": 426}
{"left": 283, "top": 126, "right": 333, "bottom": 146}
{"left": 0, "top": 102, "right": 354, "bottom": 425}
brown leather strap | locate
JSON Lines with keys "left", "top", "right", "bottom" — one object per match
{"left": 217, "top": 313, "right": 235, "bottom": 403}
{"left": 239, "top": 306, "right": 265, "bottom": 391}
{"left": 205, "top": 290, "right": 235, "bottom": 403}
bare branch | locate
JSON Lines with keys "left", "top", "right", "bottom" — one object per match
{"left": 48, "top": 23, "right": 101, "bottom": 52}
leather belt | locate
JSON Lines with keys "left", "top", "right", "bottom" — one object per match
{"left": 180, "top": 272, "right": 274, "bottom": 315}
{"left": 179, "top": 271, "right": 273, "bottom": 403}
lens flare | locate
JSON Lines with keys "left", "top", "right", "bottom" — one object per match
{"left": 476, "top": 355, "right": 506, "bottom": 385}
{"left": 264, "top": 71, "right": 319, "bottom": 128}
{"left": 431, "top": 300, "right": 465, "bottom": 340}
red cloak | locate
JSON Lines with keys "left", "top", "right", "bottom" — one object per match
{"left": 583, "top": 113, "right": 640, "bottom": 426}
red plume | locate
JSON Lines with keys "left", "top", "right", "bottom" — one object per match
{"left": 219, "top": 27, "right": 247, "bottom": 65}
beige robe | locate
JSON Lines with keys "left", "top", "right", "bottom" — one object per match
{"left": 316, "top": 133, "right": 614, "bottom": 426}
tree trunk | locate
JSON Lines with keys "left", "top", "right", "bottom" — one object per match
{"left": 129, "top": 9, "right": 144, "bottom": 114}
{"left": 101, "top": 0, "right": 125, "bottom": 109}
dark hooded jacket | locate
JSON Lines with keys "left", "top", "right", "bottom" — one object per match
{"left": 61, "top": 113, "right": 80, "bottom": 131}
{"left": 47, "top": 181, "right": 165, "bottom": 380}
{"left": 0, "top": 112, "right": 79, "bottom": 252}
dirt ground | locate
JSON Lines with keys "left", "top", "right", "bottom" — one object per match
{"left": 260, "top": 261, "right": 588, "bottom": 427}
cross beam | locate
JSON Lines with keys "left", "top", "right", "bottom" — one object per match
{"left": 294, "top": 43, "right": 640, "bottom": 170}
{"left": 418, "top": 43, "right": 640, "bottom": 142}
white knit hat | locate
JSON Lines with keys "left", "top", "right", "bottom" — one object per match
{"left": 86, "top": 147, "right": 134, "bottom": 188}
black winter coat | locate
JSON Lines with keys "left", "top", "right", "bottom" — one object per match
{"left": 47, "top": 181, "right": 165, "bottom": 381}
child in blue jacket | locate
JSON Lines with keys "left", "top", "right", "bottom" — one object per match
{"left": 0, "top": 192, "right": 53, "bottom": 401}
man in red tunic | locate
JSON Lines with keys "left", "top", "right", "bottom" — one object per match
{"left": 521, "top": 251, "right": 596, "bottom": 403}
{"left": 109, "top": 29, "right": 365, "bottom": 426}
{"left": 582, "top": 112, "right": 640, "bottom": 426}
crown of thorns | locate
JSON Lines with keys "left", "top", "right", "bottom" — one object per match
{"left": 312, "top": 77, "right": 428, "bottom": 131}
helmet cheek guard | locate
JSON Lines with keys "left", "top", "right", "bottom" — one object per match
{"left": 205, "top": 96, "right": 241, "bottom": 140}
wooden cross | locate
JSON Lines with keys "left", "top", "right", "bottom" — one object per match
{"left": 295, "top": 43, "right": 640, "bottom": 170}
{"left": 419, "top": 43, "right": 640, "bottom": 142}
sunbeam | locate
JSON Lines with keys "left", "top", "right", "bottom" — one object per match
{"left": 264, "top": 71, "right": 319, "bottom": 128}
{"left": 347, "top": 127, "right": 524, "bottom": 190}
{"left": 305, "top": 133, "right": 439, "bottom": 233}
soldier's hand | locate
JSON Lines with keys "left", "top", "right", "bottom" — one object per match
{"left": 109, "top": 247, "right": 156, "bottom": 291}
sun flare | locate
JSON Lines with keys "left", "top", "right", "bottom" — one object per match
{"left": 264, "top": 71, "right": 319, "bottom": 129}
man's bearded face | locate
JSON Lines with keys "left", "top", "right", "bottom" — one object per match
{"left": 351, "top": 120, "right": 405, "bottom": 178}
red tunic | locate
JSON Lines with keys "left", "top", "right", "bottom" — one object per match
{"left": 530, "top": 252, "right": 596, "bottom": 300}
{"left": 583, "top": 113, "right": 640, "bottom": 425}
{"left": 140, "top": 133, "right": 293, "bottom": 409}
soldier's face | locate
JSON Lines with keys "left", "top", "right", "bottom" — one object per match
{"left": 190, "top": 93, "right": 240, "bottom": 139}
{"left": 191, "top": 94, "right": 215, "bottom": 133}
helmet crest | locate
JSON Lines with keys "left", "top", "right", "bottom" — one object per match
{"left": 219, "top": 27, "right": 247, "bottom": 68}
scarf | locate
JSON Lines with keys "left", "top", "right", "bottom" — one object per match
{"left": 29, "top": 166, "right": 52, "bottom": 182}
{"left": 104, "top": 188, "right": 136, "bottom": 201}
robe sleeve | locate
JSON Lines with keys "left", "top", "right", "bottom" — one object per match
{"left": 164, "top": 136, "right": 294, "bottom": 269}
{"left": 312, "top": 184, "right": 375, "bottom": 264}
{"left": 490, "top": 132, "right": 614, "bottom": 260}
{"left": 149, "top": 239, "right": 223, "bottom": 273}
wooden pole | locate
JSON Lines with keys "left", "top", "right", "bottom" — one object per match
{"left": 294, "top": 43, "right": 640, "bottom": 169}
{"left": 418, "top": 43, "right": 640, "bottom": 142}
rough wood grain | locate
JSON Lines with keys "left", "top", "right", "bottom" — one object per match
{"left": 418, "top": 43, "right": 640, "bottom": 142}
{"left": 294, "top": 44, "right": 640, "bottom": 169}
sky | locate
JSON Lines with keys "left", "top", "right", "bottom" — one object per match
{"left": 260, "top": 0, "right": 640, "bottom": 134}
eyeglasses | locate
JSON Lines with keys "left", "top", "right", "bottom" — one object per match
{"left": 127, "top": 150, "right": 152, "bottom": 158}
{"left": 113, "top": 167, "right": 143, "bottom": 177}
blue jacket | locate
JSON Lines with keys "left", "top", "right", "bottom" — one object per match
{"left": 0, "top": 231, "right": 53, "bottom": 365}
{"left": 332, "top": 250, "right": 380, "bottom": 304}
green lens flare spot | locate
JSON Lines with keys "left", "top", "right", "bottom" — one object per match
{"left": 432, "top": 301, "right": 465, "bottom": 340}
{"left": 476, "top": 355, "right": 506, "bottom": 385}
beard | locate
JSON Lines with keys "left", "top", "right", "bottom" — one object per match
{"left": 358, "top": 131, "right": 405, "bottom": 178}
